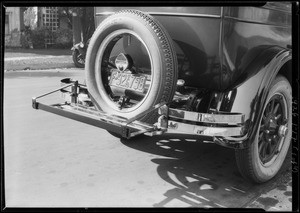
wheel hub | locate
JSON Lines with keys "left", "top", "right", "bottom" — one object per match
{"left": 264, "top": 114, "right": 278, "bottom": 134}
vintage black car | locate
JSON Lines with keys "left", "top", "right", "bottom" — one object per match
{"left": 33, "top": 3, "right": 292, "bottom": 183}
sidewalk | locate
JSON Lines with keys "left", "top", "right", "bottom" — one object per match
{"left": 4, "top": 48, "right": 77, "bottom": 71}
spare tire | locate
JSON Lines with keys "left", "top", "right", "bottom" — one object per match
{"left": 85, "top": 10, "right": 178, "bottom": 124}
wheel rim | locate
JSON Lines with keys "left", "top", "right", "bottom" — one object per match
{"left": 258, "top": 93, "right": 288, "bottom": 167}
{"left": 96, "top": 29, "right": 153, "bottom": 112}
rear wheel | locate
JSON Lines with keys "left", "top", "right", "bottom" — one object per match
{"left": 235, "top": 75, "right": 292, "bottom": 183}
{"left": 85, "top": 10, "right": 178, "bottom": 136}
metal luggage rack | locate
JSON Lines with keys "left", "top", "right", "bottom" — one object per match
{"left": 32, "top": 78, "right": 248, "bottom": 148}
{"left": 32, "top": 78, "right": 164, "bottom": 139}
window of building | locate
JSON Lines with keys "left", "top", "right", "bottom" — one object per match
{"left": 42, "top": 7, "right": 59, "bottom": 45}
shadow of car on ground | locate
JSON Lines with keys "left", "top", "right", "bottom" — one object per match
{"left": 120, "top": 134, "right": 292, "bottom": 208}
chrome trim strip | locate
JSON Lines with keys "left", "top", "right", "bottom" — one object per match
{"left": 261, "top": 5, "right": 292, "bottom": 14}
{"left": 223, "top": 16, "right": 291, "bottom": 28}
{"left": 167, "top": 120, "right": 243, "bottom": 137}
{"left": 167, "top": 108, "right": 245, "bottom": 125}
{"left": 219, "top": 7, "right": 224, "bottom": 91}
{"left": 95, "top": 12, "right": 115, "bottom": 15}
{"left": 95, "top": 12, "right": 221, "bottom": 18}
{"left": 147, "top": 12, "right": 221, "bottom": 18}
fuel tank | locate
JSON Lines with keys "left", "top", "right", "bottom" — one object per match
{"left": 94, "top": 5, "right": 291, "bottom": 91}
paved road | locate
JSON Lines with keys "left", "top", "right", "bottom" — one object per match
{"left": 4, "top": 69, "right": 292, "bottom": 209}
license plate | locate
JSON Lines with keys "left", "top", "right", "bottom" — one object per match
{"left": 109, "top": 70, "right": 146, "bottom": 93}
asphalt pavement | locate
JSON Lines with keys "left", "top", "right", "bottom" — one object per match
{"left": 3, "top": 52, "right": 294, "bottom": 210}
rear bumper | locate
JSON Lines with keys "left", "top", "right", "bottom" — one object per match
{"left": 32, "top": 78, "right": 249, "bottom": 149}
{"left": 156, "top": 106, "right": 248, "bottom": 149}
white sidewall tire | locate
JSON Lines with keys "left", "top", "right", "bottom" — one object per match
{"left": 236, "top": 75, "right": 292, "bottom": 183}
{"left": 85, "top": 10, "right": 178, "bottom": 123}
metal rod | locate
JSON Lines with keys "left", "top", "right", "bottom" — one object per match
{"left": 71, "top": 81, "right": 78, "bottom": 104}
{"left": 33, "top": 83, "right": 73, "bottom": 100}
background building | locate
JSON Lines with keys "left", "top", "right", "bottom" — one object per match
{"left": 5, "top": 7, "right": 93, "bottom": 48}
{"left": 37, "top": 7, "right": 59, "bottom": 45}
{"left": 5, "top": 7, "right": 27, "bottom": 47}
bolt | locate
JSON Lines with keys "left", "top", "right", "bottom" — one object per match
{"left": 265, "top": 130, "right": 270, "bottom": 134}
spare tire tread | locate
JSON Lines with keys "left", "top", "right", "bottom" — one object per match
{"left": 85, "top": 9, "right": 178, "bottom": 124}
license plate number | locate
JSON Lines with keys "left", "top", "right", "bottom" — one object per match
{"left": 109, "top": 71, "right": 146, "bottom": 93}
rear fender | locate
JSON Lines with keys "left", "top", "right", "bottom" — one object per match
{"left": 219, "top": 46, "right": 291, "bottom": 146}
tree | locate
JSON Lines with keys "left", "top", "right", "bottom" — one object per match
{"left": 57, "top": 7, "right": 85, "bottom": 29}
{"left": 58, "top": 7, "right": 95, "bottom": 44}
{"left": 24, "top": 7, "right": 37, "bottom": 29}
{"left": 78, "top": 7, "right": 95, "bottom": 43}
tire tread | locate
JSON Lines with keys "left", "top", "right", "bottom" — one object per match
{"left": 105, "top": 9, "right": 177, "bottom": 124}
{"left": 235, "top": 75, "right": 291, "bottom": 183}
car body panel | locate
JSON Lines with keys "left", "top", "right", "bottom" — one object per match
{"left": 94, "top": 5, "right": 291, "bottom": 92}
{"left": 218, "top": 48, "right": 291, "bottom": 145}
{"left": 92, "top": 4, "right": 292, "bottom": 147}
{"left": 95, "top": 7, "right": 223, "bottom": 90}
{"left": 221, "top": 6, "right": 291, "bottom": 90}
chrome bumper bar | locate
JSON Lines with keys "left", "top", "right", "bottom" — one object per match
{"left": 161, "top": 106, "right": 245, "bottom": 125}
{"left": 166, "top": 120, "right": 243, "bottom": 137}
{"left": 157, "top": 105, "right": 247, "bottom": 148}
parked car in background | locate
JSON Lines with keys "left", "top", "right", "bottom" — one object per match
{"left": 71, "top": 39, "right": 90, "bottom": 68}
